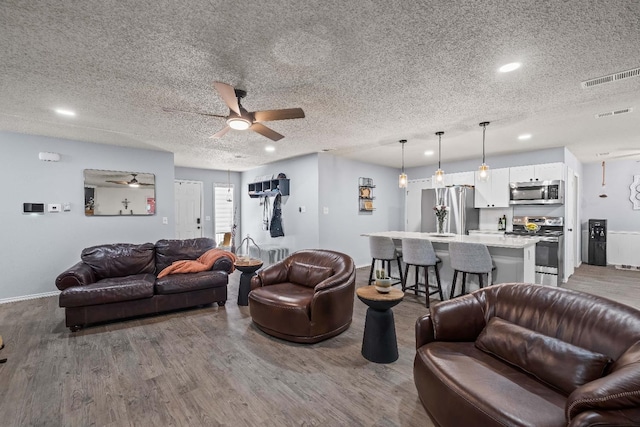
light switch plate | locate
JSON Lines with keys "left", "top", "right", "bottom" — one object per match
{"left": 63, "top": 202, "right": 71, "bottom": 212}
{"left": 323, "top": 207, "right": 329, "bottom": 215}
{"left": 162, "top": 217, "right": 168, "bottom": 224}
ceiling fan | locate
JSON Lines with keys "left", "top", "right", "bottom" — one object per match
{"left": 163, "top": 82, "right": 305, "bottom": 141}
{"left": 106, "top": 174, "right": 153, "bottom": 187}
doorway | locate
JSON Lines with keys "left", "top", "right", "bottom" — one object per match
{"left": 175, "top": 180, "right": 203, "bottom": 239}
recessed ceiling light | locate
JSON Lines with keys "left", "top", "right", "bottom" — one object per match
{"left": 517, "top": 134, "right": 532, "bottom": 140}
{"left": 424, "top": 150, "right": 434, "bottom": 156}
{"left": 54, "top": 108, "right": 76, "bottom": 117}
{"left": 498, "top": 62, "right": 521, "bottom": 73}
{"left": 265, "top": 146, "right": 275, "bottom": 152}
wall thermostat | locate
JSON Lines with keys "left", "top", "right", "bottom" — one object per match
{"left": 23, "top": 203, "right": 45, "bottom": 214}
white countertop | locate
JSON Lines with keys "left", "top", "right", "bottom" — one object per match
{"left": 362, "top": 231, "right": 540, "bottom": 249}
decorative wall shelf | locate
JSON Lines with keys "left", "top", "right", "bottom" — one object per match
{"left": 359, "top": 177, "right": 375, "bottom": 212}
{"left": 248, "top": 178, "right": 290, "bottom": 198}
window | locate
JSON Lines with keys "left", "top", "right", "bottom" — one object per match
{"left": 214, "top": 184, "right": 234, "bottom": 245}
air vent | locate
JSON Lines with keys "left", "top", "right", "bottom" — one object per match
{"left": 595, "top": 107, "right": 633, "bottom": 119}
{"left": 582, "top": 67, "right": 640, "bottom": 88}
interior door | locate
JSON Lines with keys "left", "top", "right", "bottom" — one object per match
{"left": 406, "top": 178, "right": 432, "bottom": 231}
{"left": 175, "top": 180, "right": 203, "bottom": 239}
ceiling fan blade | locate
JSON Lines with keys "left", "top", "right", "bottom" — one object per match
{"left": 213, "top": 82, "right": 240, "bottom": 115}
{"left": 162, "top": 107, "right": 226, "bottom": 118}
{"left": 105, "top": 180, "right": 129, "bottom": 185}
{"left": 250, "top": 123, "right": 284, "bottom": 141}
{"left": 253, "top": 108, "right": 305, "bottom": 122}
{"left": 210, "top": 126, "right": 231, "bottom": 139}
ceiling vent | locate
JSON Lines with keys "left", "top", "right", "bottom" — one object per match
{"left": 581, "top": 67, "right": 640, "bottom": 88}
{"left": 595, "top": 107, "right": 633, "bottom": 119}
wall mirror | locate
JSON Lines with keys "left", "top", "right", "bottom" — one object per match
{"left": 84, "top": 169, "right": 156, "bottom": 216}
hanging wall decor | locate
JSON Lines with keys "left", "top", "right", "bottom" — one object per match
{"left": 630, "top": 175, "right": 640, "bottom": 210}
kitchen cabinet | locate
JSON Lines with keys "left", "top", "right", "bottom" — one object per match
{"left": 474, "top": 167, "right": 510, "bottom": 208}
{"left": 509, "top": 163, "right": 565, "bottom": 183}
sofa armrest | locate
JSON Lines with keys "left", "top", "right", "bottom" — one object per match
{"left": 566, "top": 341, "right": 640, "bottom": 421}
{"left": 250, "top": 262, "right": 288, "bottom": 290}
{"left": 55, "top": 262, "right": 96, "bottom": 290}
{"left": 568, "top": 407, "right": 640, "bottom": 427}
{"left": 211, "top": 256, "right": 234, "bottom": 274}
{"left": 430, "top": 293, "right": 486, "bottom": 342}
{"left": 416, "top": 314, "right": 435, "bottom": 349}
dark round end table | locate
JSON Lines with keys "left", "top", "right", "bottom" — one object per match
{"left": 235, "top": 257, "right": 263, "bottom": 306}
{"left": 356, "top": 286, "right": 404, "bottom": 363}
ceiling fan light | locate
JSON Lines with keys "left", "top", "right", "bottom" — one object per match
{"left": 129, "top": 183, "right": 140, "bottom": 188}
{"left": 227, "top": 117, "right": 251, "bottom": 130}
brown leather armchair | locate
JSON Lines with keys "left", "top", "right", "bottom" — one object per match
{"left": 249, "top": 249, "right": 355, "bottom": 343}
{"left": 414, "top": 283, "right": 640, "bottom": 427}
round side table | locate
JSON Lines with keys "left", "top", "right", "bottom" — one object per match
{"left": 234, "top": 257, "right": 263, "bottom": 306}
{"left": 356, "top": 286, "right": 404, "bottom": 363}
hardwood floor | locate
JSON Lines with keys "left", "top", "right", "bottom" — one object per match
{"left": 0, "top": 264, "right": 637, "bottom": 426}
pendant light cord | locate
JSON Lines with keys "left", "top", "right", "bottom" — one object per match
{"left": 479, "top": 121, "right": 490, "bottom": 164}
{"left": 436, "top": 132, "right": 443, "bottom": 169}
{"left": 400, "top": 139, "right": 406, "bottom": 173}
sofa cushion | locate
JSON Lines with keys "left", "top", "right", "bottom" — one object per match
{"left": 81, "top": 243, "right": 155, "bottom": 279}
{"left": 249, "top": 283, "right": 315, "bottom": 336}
{"left": 288, "top": 261, "right": 333, "bottom": 288}
{"left": 475, "top": 317, "right": 612, "bottom": 395}
{"left": 155, "top": 270, "right": 228, "bottom": 295}
{"left": 415, "top": 341, "right": 567, "bottom": 426}
{"left": 59, "top": 274, "right": 155, "bottom": 307}
{"left": 155, "top": 238, "right": 216, "bottom": 272}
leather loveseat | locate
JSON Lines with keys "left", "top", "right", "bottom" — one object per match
{"left": 56, "top": 238, "right": 233, "bottom": 331}
{"left": 249, "top": 249, "right": 355, "bottom": 343}
{"left": 414, "top": 283, "right": 640, "bottom": 427}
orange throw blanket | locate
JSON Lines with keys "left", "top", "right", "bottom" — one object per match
{"left": 157, "top": 249, "right": 237, "bottom": 279}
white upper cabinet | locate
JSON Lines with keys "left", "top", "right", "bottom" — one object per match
{"left": 509, "top": 162, "right": 565, "bottom": 183}
{"left": 474, "top": 167, "right": 510, "bottom": 208}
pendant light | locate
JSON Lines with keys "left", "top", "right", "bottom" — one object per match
{"left": 434, "top": 131, "right": 445, "bottom": 183}
{"left": 478, "top": 121, "right": 490, "bottom": 182}
{"left": 398, "top": 139, "right": 408, "bottom": 188}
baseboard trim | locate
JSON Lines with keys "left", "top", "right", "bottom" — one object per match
{"left": 0, "top": 290, "right": 60, "bottom": 305}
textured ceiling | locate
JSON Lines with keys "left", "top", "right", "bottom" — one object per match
{"left": 1, "top": 1, "right": 639, "bottom": 171}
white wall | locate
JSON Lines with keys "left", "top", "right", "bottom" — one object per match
{"left": 581, "top": 159, "right": 640, "bottom": 232}
{"left": 318, "top": 154, "right": 403, "bottom": 267}
{"left": 174, "top": 167, "right": 242, "bottom": 243}
{"left": 240, "top": 154, "right": 320, "bottom": 253}
{"left": 0, "top": 131, "right": 175, "bottom": 300}
{"left": 94, "top": 186, "right": 154, "bottom": 215}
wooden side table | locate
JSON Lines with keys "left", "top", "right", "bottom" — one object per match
{"left": 234, "top": 257, "right": 263, "bottom": 306}
{"left": 356, "top": 286, "right": 404, "bottom": 363}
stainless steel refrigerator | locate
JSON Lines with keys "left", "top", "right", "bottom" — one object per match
{"left": 420, "top": 186, "right": 479, "bottom": 234}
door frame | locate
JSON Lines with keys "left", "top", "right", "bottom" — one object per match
{"left": 174, "top": 179, "right": 204, "bottom": 239}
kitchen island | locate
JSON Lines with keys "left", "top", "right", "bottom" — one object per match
{"left": 363, "top": 231, "right": 540, "bottom": 299}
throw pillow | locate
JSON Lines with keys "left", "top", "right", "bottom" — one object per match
{"left": 475, "top": 317, "right": 612, "bottom": 395}
{"left": 288, "top": 261, "right": 333, "bottom": 288}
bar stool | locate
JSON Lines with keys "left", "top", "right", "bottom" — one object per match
{"left": 448, "top": 242, "right": 494, "bottom": 298}
{"left": 368, "top": 236, "right": 404, "bottom": 286}
{"left": 401, "top": 238, "right": 443, "bottom": 307}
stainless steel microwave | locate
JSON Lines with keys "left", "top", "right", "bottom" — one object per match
{"left": 509, "top": 180, "right": 564, "bottom": 205}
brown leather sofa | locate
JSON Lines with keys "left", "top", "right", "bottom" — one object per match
{"left": 249, "top": 249, "right": 355, "bottom": 343}
{"left": 56, "top": 238, "right": 233, "bottom": 331}
{"left": 414, "top": 283, "right": 640, "bottom": 427}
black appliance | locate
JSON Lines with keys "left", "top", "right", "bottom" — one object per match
{"left": 588, "top": 219, "right": 607, "bottom": 266}
{"left": 509, "top": 180, "right": 564, "bottom": 205}
{"left": 506, "top": 216, "right": 564, "bottom": 286}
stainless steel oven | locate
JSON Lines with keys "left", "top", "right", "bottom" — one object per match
{"left": 509, "top": 180, "right": 564, "bottom": 205}
{"left": 507, "top": 216, "right": 564, "bottom": 286}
